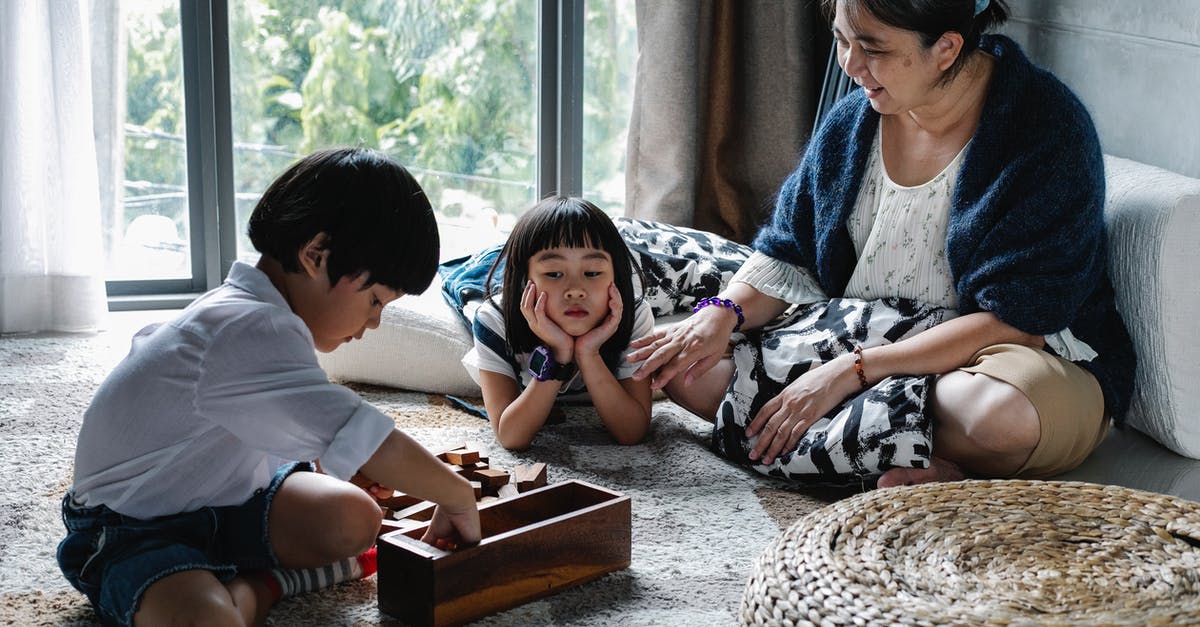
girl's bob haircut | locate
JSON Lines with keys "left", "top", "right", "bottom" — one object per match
{"left": 486, "top": 195, "right": 641, "bottom": 370}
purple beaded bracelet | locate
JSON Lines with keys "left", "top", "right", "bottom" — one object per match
{"left": 692, "top": 296, "right": 745, "bottom": 332}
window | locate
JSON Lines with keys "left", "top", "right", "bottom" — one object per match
{"left": 105, "top": 0, "right": 190, "bottom": 283}
{"left": 105, "top": 0, "right": 635, "bottom": 308}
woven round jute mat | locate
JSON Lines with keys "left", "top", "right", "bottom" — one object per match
{"left": 741, "top": 480, "right": 1200, "bottom": 626}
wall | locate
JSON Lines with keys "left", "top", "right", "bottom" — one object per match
{"left": 1000, "top": 0, "right": 1200, "bottom": 178}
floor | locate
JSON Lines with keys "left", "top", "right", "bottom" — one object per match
{"left": 102, "top": 309, "right": 1200, "bottom": 504}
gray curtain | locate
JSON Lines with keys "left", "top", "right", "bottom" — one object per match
{"left": 625, "top": 1, "right": 818, "bottom": 243}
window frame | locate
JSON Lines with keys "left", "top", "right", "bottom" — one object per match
{"left": 107, "top": 0, "right": 585, "bottom": 310}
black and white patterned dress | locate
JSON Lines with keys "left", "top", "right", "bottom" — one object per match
{"left": 713, "top": 298, "right": 955, "bottom": 486}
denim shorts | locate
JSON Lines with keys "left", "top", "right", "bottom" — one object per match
{"left": 57, "top": 461, "right": 313, "bottom": 627}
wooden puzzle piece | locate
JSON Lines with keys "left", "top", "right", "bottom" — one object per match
{"left": 392, "top": 501, "right": 437, "bottom": 522}
{"left": 379, "top": 491, "right": 424, "bottom": 510}
{"left": 514, "top": 463, "right": 547, "bottom": 492}
{"left": 469, "top": 468, "right": 510, "bottom": 488}
{"left": 379, "top": 517, "right": 427, "bottom": 537}
{"left": 443, "top": 447, "right": 480, "bottom": 466}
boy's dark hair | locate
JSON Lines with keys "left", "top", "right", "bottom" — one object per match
{"left": 247, "top": 147, "right": 439, "bottom": 295}
{"left": 822, "top": 0, "right": 1009, "bottom": 86}
{"left": 485, "top": 196, "right": 641, "bottom": 370}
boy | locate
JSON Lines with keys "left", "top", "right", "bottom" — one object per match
{"left": 57, "top": 148, "right": 480, "bottom": 626}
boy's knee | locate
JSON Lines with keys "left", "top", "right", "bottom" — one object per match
{"left": 134, "top": 571, "right": 247, "bottom": 627}
{"left": 323, "top": 489, "right": 383, "bottom": 557}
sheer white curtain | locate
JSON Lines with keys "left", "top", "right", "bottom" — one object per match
{"left": 0, "top": 0, "right": 107, "bottom": 333}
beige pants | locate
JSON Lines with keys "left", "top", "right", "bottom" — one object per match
{"left": 959, "top": 344, "right": 1109, "bottom": 478}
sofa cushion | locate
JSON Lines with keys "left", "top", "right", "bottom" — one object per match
{"left": 1103, "top": 155, "right": 1200, "bottom": 459}
{"left": 316, "top": 276, "right": 479, "bottom": 397}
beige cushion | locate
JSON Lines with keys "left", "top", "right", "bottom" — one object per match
{"left": 1103, "top": 155, "right": 1200, "bottom": 459}
{"left": 316, "top": 277, "right": 478, "bottom": 396}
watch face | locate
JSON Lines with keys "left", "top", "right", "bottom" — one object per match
{"left": 529, "top": 346, "right": 554, "bottom": 381}
{"left": 528, "top": 345, "right": 576, "bottom": 382}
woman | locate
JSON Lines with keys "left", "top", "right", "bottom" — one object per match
{"left": 629, "top": 0, "right": 1134, "bottom": 487}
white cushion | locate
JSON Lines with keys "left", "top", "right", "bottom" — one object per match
{"left": 317, "top": 277, "right": 479, "bottom": 396}
{"left": 1103, "top": 155, "right": 1200, "bottom": 459}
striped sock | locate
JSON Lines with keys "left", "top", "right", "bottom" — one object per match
{"left": 262, "top": 547, "right": 378, "bottom": 600}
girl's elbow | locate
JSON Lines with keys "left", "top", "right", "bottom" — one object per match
{"left": 612, "top": 419, "right": 650, "bottom": 446}
{"left": 614, "top": 433, "right": 645, "bottom": 446}
{"left": 496, "top": 430, "right": 534, "bottom": 451}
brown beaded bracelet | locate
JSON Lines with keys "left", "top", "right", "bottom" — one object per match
{"left": 852, "top": 345, "right": 869, "bottom": 388}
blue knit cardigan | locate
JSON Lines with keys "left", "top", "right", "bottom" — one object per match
{"left": 753, "top": 35, "right": 1135, "bottom": 421}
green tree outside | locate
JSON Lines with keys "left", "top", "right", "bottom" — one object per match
{"left": 123, "top": 0, "right": 634, "bottom": 264}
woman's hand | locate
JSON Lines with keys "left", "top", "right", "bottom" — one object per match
{"left": 574, "top": 283, "right": 621, "bottom": 359}
{"left": 746, "top": 354, "right": 861, "bottom": 465}
{"left": 520, "top": 280, "right": 573, "bottom": 361}
{"left": 627, "top": 306, "right": 739, "bottom": 390}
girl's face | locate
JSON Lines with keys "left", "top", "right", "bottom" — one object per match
{"left": 832, "top": 2, "right": 954, "bottom": 115}
{"left": 527, "top": 245, "right": 614, "bottom": 337}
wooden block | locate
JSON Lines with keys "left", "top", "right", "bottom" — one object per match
{"left": 379, "top": 517, "right": 427, "bottom": 537}
{"left": 444, "top": 448, "right": 480, "bottom": 466}
{"left": 378, "top": 480, "right": 631, "bottom": 627}
{"left": 455, "top": 461, "right": 487, "bottom": 474}
{"left": 469, "top": 468, "right": 510, "bottom": 488}
{"left": 516, "top": 463, "right": 548, "bottom": 492}
{"left": 379, "top": 491, "right": 424, "bottom": 511}
{"left": 470, "top": 481, "right": 482, "bottom": 499}
{"left": 393, "top": 501, "right": 437, "bottom": 522}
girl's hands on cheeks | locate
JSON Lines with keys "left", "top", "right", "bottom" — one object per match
{"left": 745, "top": 354, "right": 859, "bottom": 465}
{"left": 520, "top": 280, "right": 573, "bottom": 361}
{"left": 574, "top": 283, "right": 621, "bottom": 359}
{"left": 627, "top": 306, "right": 737, "bottom": 390}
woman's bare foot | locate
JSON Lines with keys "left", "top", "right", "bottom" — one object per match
{"left": 876, "top": 456, "right": 967, "bottom": 488}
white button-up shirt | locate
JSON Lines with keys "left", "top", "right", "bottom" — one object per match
{"left": 71, "top": 261, "right": 395, "bottom": 519}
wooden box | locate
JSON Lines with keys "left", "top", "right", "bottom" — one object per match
{"left": 377, "top": 479, "right": 631, "bottom": 626}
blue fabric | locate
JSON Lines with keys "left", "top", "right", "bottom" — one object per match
{"left": 57, "top": 461, "right": 311, "bottom": 626}
{"left": 438, "top": 244, "right": 505, "bottom": 327}
{"left": 753, "top": 35, "right": 1135, "bottom": 421}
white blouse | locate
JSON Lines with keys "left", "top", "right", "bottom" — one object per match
{"left": 844, "top": 125, "right": 962, "bottom": 306}
{"left": 731, "top": 121, "right": 1096, "bottom": 361}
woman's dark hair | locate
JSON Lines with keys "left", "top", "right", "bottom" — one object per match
{"left": 822, "top": 0, "right": 1009, "bottom": 85}
{"left": 247, "top": 147, "right": 439, "bottom": 295}
{"left": 485, "top": 195, "right": 641, "bottom": 370}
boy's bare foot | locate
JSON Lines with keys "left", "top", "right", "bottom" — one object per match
{"left": 876, "top": 456, "right": 966, "bottom": 488}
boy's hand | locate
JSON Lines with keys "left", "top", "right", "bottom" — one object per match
{"left": 520, "top": 280, "right": 573, "bottom": 362}
{"left": 349, "top": 471, "right": 392, "bottom": 501}
{"left": 575, "top": 283, "right": 621, "bottom": 358}
{"left": 421, "top": 501, "right": 481, "bottom": 550}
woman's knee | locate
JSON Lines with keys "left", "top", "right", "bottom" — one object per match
{"left": 933, "top": 370, "right": 1040, "bottom": 456}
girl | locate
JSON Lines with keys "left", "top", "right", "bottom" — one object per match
{"left": 461, "top": 196, "right": 654, "bottom": 449}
